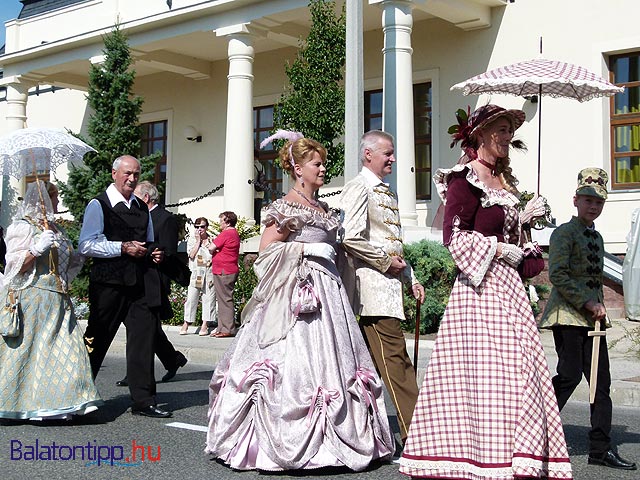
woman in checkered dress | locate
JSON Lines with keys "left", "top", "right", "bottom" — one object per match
{"left": 399, "top": 105, "right": 572, "bottom": 479}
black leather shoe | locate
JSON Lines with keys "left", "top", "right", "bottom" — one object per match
{"left": 116, "top": 377, "right": 128, "bottom": 387}
{"left": 131, "top": 405, "right": 172, "bottom": 418}
{"left": 588, "top": 450, "right": 637, "bottom": 470}
{"left": 161, "top": 352, "right": 188, "bottom": 383}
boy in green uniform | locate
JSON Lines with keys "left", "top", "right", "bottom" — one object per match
{"left": 539, "top": 167, "right": 636, "bottom": 471}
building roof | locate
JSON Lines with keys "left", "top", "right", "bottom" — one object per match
{"left": 18, "top": 0, "right": 87, "bottom": 20}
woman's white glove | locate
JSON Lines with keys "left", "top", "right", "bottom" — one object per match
{"left": 498, "top": 242, "right": 524, "bottom": 268}
{"left": 303, "top": 243, "right": 337, "bottom": 263}
{"left": 520, "top": 195, "right": 546, "bottom": 225}
{"left": 30, "top": 229, "right": 55, "bottom": 257}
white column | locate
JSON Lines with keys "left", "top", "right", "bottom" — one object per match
{"left": 1, "top": 80, "right": 30, "bottom": 228}
{"left": 372, "top": 0, "right": 417, "bottom": 226}
{"left": 345, "top": 0, "right": 364, "bottom": 181}
{"left": 217, "top": 26, "right": 255, "bottom": 225}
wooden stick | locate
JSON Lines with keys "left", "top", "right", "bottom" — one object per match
{"left": 588, "top": 318, "right": 606, "bottom": 404}
{"left": 413, "top": 298, "right": 421, "bottom": 374}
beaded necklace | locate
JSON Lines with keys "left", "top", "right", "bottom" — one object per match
{"left": 293, "top": 187, "right": 319, "bottom": 207}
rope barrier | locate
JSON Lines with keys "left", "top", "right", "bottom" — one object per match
{"left": 165, "top": 182, "right": 224, "bottom": 208}
{"left": 57, "top": 179, "right": 341, "bottom": 213}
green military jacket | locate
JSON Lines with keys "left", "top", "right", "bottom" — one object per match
{"left": 539, "top": 216, "right": 609, "bottom": 329}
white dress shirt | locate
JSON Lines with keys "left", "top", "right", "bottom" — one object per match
{"left": 78, "top": 183, "right": 154, "bottom": 258}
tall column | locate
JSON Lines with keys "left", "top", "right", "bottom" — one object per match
{"left": 371, "top": 0, "right": 417, "bottom": 226}
{"left": 345, "top": 0, "right": 364, "bottom": 181}
{"left": 1, "top": 80, "right": 31, "bottom": 228}
{"left": 217, "top": 26, "right": 255, "bottom": 225}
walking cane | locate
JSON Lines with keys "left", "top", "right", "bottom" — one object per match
{"left": 413, "top": 298, "right": 421, "bottom": 374}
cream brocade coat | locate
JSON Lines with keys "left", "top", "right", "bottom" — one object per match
{"left": 340, "top": 171, "right": 416, "bottom": 320}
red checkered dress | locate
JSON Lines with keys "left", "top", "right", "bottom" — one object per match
{"left": 400, "top": 167, "right": 572, "bottom": 479}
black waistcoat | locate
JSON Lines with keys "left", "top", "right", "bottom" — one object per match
{"left": 90, "top": 192, "right": 149, "bottom": 286}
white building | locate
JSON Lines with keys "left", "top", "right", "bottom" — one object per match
{"left": 1, "top": 0, "right": 639, "bottom": 253}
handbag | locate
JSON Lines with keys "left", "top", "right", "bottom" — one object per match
{"left": 518, "top": 241, "right": 545, "bottom": 279}
{"left": 0, "top": 289, "right": 21, "bottom": 338}
{"left": 291, "top": 262, "right": 320, "bottom": 317}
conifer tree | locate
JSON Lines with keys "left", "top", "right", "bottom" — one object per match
{"left": 59, "top": 24, "right": 157, "bottom": 222}
{"left": 272, "top": 0, "right": 346, "bottom": 183}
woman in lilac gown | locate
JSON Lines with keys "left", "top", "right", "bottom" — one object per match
{"left": 205, "top": 135, "right": 394, "bottom": 471}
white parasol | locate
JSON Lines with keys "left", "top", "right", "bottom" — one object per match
{"left": 0, "top": 127, "right": 96, "bottom": 181}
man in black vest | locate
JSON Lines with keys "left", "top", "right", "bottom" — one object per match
{"left": 79, "top": 155, "right": 171, "bottom": 418}
{"left": 115, "top": 181, "right": 188, "bottom": 387}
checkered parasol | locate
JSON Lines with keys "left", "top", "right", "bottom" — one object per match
{"left": 451, "top": 58, "right": 623, "bottom": 102}
{"left": 451, "top": 55, "right": 624, "bottom": 193}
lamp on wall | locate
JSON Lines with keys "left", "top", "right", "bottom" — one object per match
{"left": 184, "top": 125, "right": 202, "bottom": 143}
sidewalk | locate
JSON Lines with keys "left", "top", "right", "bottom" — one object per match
{"left": 82, "top": 316, "right": 640, "bottom": 408}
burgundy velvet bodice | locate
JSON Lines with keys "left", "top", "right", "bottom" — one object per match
{"left": 442, "top": 170, "right": 506, "bottom": 245}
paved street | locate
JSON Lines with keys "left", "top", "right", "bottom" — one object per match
{"left": 1, "top": 350, "right": 638, "bottom": 480}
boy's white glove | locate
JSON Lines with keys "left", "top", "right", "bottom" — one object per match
{"left": 303, "top": 243, "right": 336, "bottom": 263}
{"left": 30, "top": 230, "right": 55, "bottom": 257}
{"left": 498, "top": 242, "right": 524, "bottom": 268}
{"left": 520, "top": 195, "right": 546, "bottom": 225}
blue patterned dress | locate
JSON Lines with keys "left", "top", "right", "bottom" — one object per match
{"left": 0, "top": 219, "right": 103, "bottom": 420}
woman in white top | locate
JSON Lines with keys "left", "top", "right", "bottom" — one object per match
{"left": 180, "top": 217, "right": 217, "bottom": 335}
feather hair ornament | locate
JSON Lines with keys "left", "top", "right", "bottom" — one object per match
{"left": 260, "top": 130, "right": 304, "bottom": 168}
{"left": 259, "top": 129, "right": 304, "bottom": 149}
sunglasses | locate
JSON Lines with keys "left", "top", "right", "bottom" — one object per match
{"left": 195, "top": 225, "right": 208, "bottom": 229}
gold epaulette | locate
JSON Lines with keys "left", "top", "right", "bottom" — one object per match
{"left": 373, "top": 188, "right": 395, "bottom": 198}
{"left": 386, "top": 235, "right": 404, "bottom": 243}
{"left": 378, "top": 204, "right": 399, "bottom": 212}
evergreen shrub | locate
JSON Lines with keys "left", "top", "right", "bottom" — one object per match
{"left": 402, "top": 239, "right": 457, "bottom": 334}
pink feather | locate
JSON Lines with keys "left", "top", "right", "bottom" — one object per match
{"left": 259, "top": 129, "right": 304, "bottom": 149}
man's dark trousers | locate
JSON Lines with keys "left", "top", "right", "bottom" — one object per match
{"left": 86, "top": 282, "right": 160, "bottom": 409}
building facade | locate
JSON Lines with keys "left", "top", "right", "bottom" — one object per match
{"left": 1, "top": 0, "right": 639, "bottom": 253}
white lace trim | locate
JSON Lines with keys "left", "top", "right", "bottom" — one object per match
{"left": 400, "top": 455, "right": 572, "bottom": 478}
{"left": 513, "top": 455, "right": 573, "bottom": 474}
{"left": 399, "top": 458, "right": 516, "bottom": 478}
{"left": 469, "top": 235, "right": 497, "bottom": 288}
{"left": 434, "top": 163, "right": 519, "bottom": 209}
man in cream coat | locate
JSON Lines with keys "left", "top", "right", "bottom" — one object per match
{"left": 340, "top": 130, "right": 425, "bottom": 446}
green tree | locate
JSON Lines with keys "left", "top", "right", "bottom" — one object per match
{"left": 59, "top": 23, "right": 158, "bottom": 222}
{"left": 272, "top": 0, "right": 346, "bottom": 183}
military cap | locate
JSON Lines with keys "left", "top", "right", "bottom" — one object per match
{"left": 576, "top": 167, "right": 608, "bottom": 200}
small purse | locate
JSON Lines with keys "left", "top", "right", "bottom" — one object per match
{"left": 291, "top": 261, "right": 320, "bottom": 317}
{"left": 1, "top": 289, "right": 21, "bottom": 338}
{"left": 518, "top": 241, "right": 545, "bottom": 279}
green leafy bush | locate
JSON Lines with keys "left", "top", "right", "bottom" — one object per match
{"left": 233, "top": 254, "right": 259, "bottom": 321}
{"left": 402, "top": 240, "right": 457, "bottom": 334}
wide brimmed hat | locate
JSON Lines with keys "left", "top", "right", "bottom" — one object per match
{"left": 576, "top": 167, "right": 608, "bottom": 200}
{"left": 449, "top": 104, "right": 526, "bottom": 160}
{"left": 468, "top": 104, "right": 525, "bottom": 136}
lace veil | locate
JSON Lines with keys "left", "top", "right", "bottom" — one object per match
{"left": 16, "top": 180, "right": 56, "bottom": 225}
